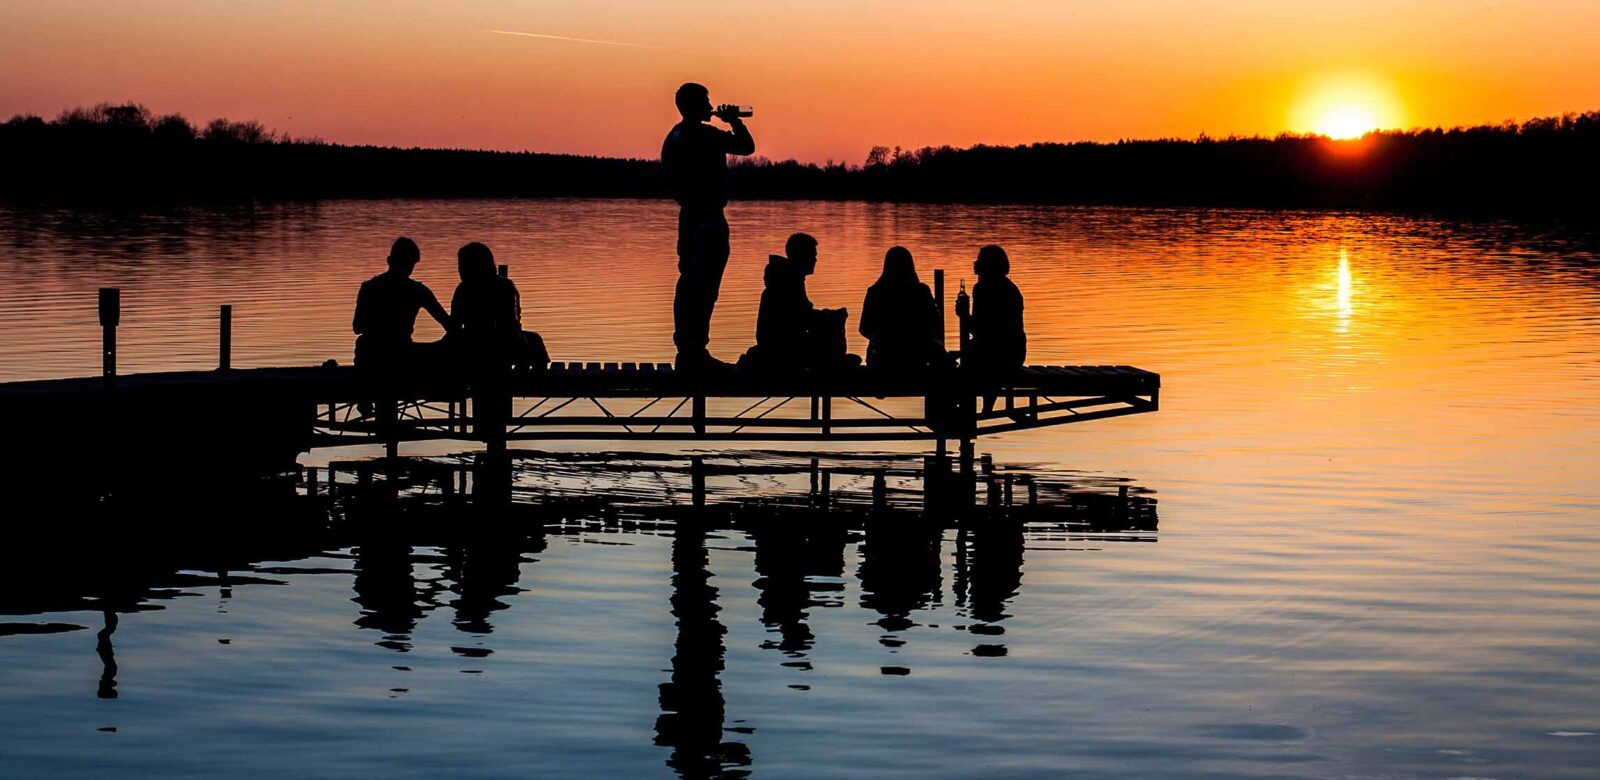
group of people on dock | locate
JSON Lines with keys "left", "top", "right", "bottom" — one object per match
{"left": 352, "top": 82, "right": 1026, "bottom": 390}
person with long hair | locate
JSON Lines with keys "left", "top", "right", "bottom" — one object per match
{"left": 859, "top": 245, "right": 942, "bottom": 372}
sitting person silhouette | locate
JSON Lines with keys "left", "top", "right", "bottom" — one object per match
{"left": 956, "top": 244, "right": 1027, "bottom": 412}
{"left": 352, "top": 236, "right": 450, "bottom": 371}
{"left": 448, "top": 242, "right": 548, "bottom": 373}
{"left": 859, "top": 246, "right": 944, "bottom": 372}
{"left": 739, "top": 232, "right": 857, "bottom": 375}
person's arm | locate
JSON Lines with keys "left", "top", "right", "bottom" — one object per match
{"left": 421, "top": 286, "right": 450, "bottom": 331}
{"left": 352, "top": 282, "right": 370, "bottom": 335}
{"left": 858, "top": 289, "right": 877, "bottom": 340}
{"left": 721, "top": 118, "right": 755, "bottom": 156}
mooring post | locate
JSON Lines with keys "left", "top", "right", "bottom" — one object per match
{"left": 692, "top": 395, "right": 707, "bottom": 436}
{"left": 872, "top": 469, "right": 887, "bottom": 513}
{"left": 820, "top": 468, "right": 831, "bottom": 512}
{"left": 934, "top": 269, "right": 946, "bottom": 348}
{"left": 306, "top": 465, "right": 318, "bottom": 496}
{"left": 497, "top": 264, "right": 509, "bottom": 278}
{"left": 218, "top": 304, "right": 232, "bottom": 371}
{"left": 821, "top": 395, "right": 832, "bottom": 436}
{"left": 809, "top": 457, "right": 820, "bottom": 502}
{"left": 98, "top": 287, "right": 119, "bottom": 387}
{"left": 1004, "top": 473, "right": 1014, "bottom": 507}
{"left": 1028, "top": 477, "right": 1038, "bottom": 507}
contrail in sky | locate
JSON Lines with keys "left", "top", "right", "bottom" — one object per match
{"left": 485, "top": 29, "right": 663, "bottom": 50}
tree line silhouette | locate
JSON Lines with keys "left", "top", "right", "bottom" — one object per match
{"left": 4, "top": 102, "right": 1597, "bottom": 213}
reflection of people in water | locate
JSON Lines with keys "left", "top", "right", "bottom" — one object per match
{"left": 655, "top": 526, "right": 751, "bottom": 776}
{"left": 95, "top": 607, "right": 118, "bottom": 699}
{"left": 751, "top": 519, "right": 849, "bottom": 658}
{"left": 352, "top": 540, "right": 437, "bottom": 652}
{"left": 955, "top": 523, "right": 1025, "bottom": 624}
{"left": 857, "top": 521, "right": 944, "bottom": 635}
{"left": 445, "top": 530, "right": 542, "bottom": 637}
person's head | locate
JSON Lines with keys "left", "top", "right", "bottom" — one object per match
{"left": 387, "top": 236, "right": 420, "bottom": 276}
{"left": 974, "top": 244, "right": 1010, "bottom": 278}
{"left": 786, "top": 232, "right": 819, "bottom": 275}
{"left": 457, "top": 241, "right": 496, "bottom": 281}
{"left": 881, "top": 245, "right": 917, "bottom": 284}
{"left": 675, "top": 82, "right": 713, "bottom": 122}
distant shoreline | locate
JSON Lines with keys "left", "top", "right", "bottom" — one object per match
{"left": 4, "top": 104, "right": 1597, "bottom": 215}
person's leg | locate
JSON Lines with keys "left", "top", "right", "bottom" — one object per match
{"left": 674, "top": 209, "right": 730, "bottom": 365}
{"left": 673, "top": 208, "right": 708, "bottom": 358}
{"left": 699, "top": 212, "right": 731, "bottom": 320}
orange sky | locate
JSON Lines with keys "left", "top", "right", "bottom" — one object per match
{"left": 3, "top": 1, "right": 1598, "bottom": 163}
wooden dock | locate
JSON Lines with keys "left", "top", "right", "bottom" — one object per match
{"left": 0, "top": 286, "right": 1159, "bottom": 492}
{"left": 0, "top": 360, "right": 1157, "bottom": 487}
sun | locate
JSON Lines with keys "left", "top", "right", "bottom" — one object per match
{"left": 1318, "top": 106, "right": 1380, "bottom": 140}
{"left": 1291, "top": 75, "right": 1403, "bottom": 140}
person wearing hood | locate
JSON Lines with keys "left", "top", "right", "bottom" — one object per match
{"left": 741, "top": 232, "right": 852, "bottom": 374}
{"left": 859, "top": 246, "right": 942, "bottom": 372}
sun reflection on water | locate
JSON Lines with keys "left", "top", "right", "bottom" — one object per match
{"left": 1337, "top": 247, "right": 1353, "bottom": 331}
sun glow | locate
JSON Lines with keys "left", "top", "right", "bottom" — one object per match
{"left": 1292, "top": 75, "right": 1404, "bottom": 140}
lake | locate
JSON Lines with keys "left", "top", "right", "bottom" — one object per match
{"left": 1, "top": 199, "right": 1598, "bottom": 777}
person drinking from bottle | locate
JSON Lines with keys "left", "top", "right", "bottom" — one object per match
{"left": 661, "top": 82, "right": 756, "bottom": 374}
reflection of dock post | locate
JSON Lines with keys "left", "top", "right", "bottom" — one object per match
{"left": 958, "top": 437, "right": 976, "bottom": 508}
{"left": 691, "top": 456, "right": 706, "bottom": 511}
{"left": 922, "top": 455, "right": 949, "bottom": 516}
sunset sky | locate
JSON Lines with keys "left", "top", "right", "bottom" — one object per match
{"left": 3, "top": 0, "right": 1599, "bottom": 163}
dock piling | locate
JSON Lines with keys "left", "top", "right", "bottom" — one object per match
{"left": 98, "top": 287, "right": 119, "bottom": 386}
{"left": 218, "top": 304, "right": 232, "bottom": 371}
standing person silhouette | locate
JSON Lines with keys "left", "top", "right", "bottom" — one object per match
{"left": 661, "top": 82, "right": 756, "bottom": 373}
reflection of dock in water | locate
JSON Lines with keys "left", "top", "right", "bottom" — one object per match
{"left": 309, "top": 450, "right": 1158, "bottom": 537}
{"left": 0, "top": 452, "right": 1154, "bottom": 779}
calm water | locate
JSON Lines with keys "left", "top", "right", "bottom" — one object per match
{"left": 2, "top": 200, "right": 1599, "bottom": 777}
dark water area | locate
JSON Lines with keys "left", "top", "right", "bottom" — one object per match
{"left": 2, "top": 200, "right": 1599, "bottom": 776}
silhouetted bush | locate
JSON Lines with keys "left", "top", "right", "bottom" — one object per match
{"left": 4, "top": 102, "right": 1597, "bottom": 214}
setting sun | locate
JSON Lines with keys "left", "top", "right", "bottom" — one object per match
{"left": 1292, "top": 75, "right": 1405, "bottom": 140}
